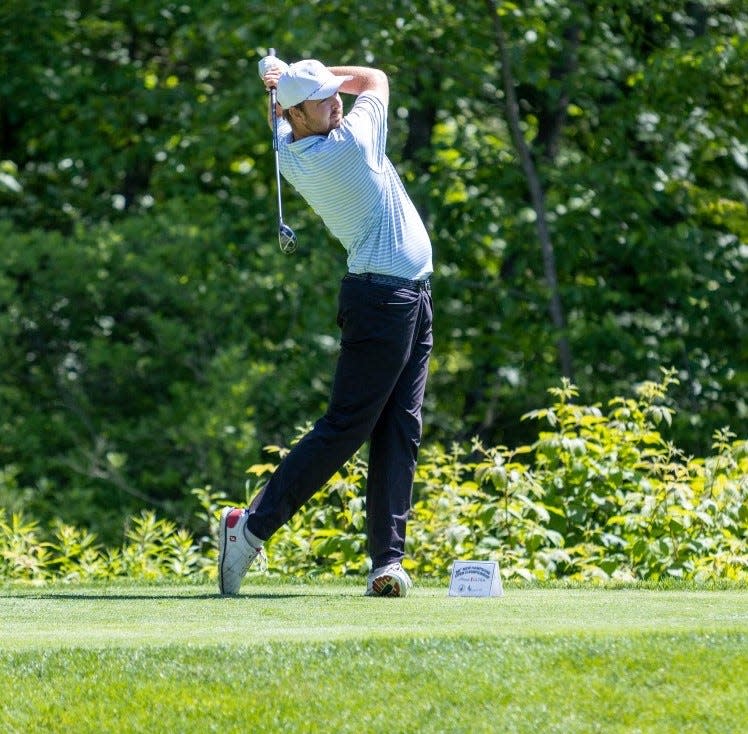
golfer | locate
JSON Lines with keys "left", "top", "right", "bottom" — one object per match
{"left": 218, "top": 55, "right": 433, "bottom": 597}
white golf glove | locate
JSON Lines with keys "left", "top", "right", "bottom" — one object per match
{"left": 258, "top": 55, "right": 289, "bottom": 79}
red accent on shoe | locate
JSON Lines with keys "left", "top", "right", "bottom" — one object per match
{"left": 226, "top": 509, "right": 242, "bottom": 529}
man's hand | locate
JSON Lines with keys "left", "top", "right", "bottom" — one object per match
{"left": 258, "top": 56, "right": 286, "bottom": 128}
{"left": 258, "top": 55, "right": 289, "bottom": 91}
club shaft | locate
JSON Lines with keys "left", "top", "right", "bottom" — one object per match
{"left": 268, "top": 47, "right": 284, "bottom": 227}
{"left": 268, "top": 46, "right": 295, "bottom": 253}
{"left": 271, "top": 89, "right": 284, "bottom": 225}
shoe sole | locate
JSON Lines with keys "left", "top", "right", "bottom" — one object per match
{"left": 370, "top": 574, "right": 405, "bottom": 597}
{"left": 217, "top": 507, "right": 234, "bottom": 596}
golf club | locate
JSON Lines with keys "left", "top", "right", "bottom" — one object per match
{"left": 269, "top": 47, "right": 297, "bottom": 254}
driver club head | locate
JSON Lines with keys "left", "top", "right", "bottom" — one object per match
{"left": 278, "top": 222, "right": 297, "bottom": 254}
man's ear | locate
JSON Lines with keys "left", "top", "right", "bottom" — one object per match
{"left": 287, "top": 105, "right": 304, "bottom": 124}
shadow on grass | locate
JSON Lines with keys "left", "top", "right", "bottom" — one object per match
{"left": 0, "top": 591, "right": 360, "bottom": 601}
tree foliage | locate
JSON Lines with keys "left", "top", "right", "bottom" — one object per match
{"left": 1, "top": 1, "right": 746, "bottom": 536}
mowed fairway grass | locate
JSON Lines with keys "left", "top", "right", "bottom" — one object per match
{"left": 1, "top": 581, "right": 747, "bottom": 733}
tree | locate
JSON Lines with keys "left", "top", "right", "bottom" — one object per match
{"left": 1, "top": 1, "right": 745, "bottom": 537}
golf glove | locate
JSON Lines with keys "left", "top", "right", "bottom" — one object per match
{"left": 258, "top": 55, "right": 289, "bottom": 79}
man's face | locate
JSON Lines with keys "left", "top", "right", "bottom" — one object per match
{"left": 295, "top": 93, "right": 343, "bottom": 136}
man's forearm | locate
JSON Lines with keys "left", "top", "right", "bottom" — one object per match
{"left": 328, "top": 66, "right": 389, "bottom": 105}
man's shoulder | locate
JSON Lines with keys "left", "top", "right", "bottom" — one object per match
{"left": 342, "top": 91, "right": 387, "bottom": 138}
{"left": 351, "top": 90, "right": 387, "bottom": 115}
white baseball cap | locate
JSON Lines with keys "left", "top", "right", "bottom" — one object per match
{"left": 276, "top": 60, "right": 352, "bottom": 109}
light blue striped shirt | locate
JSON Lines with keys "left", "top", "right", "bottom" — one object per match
{"left": 277, "top": 92, "right": 432, "bottom": 280}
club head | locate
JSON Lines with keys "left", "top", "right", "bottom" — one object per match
{"left": 278, "top": 223, "right": 297, "bottom": 254}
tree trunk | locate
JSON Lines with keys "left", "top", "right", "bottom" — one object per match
{"left": 485, "top": 0, "right": 574, "bottom": 380}
{"left": 535, "top": 21, "right": 580, "bottom": 162}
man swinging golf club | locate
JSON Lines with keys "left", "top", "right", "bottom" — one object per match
{"left": 218, "top": 51, "right": 433, "bottom": 597}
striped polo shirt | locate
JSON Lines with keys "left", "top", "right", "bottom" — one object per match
{"left": 276, "top": 92, "right": 433, "bottom": 281}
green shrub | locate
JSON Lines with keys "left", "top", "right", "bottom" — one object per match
{"left": 0, "top": 508, "right": 214, "bottom": 584}
{"left": 260, "top": 370, "right": 747, "bottom": 583}
{"left": 2, "top": 372, "right": 746, "bottom": 584}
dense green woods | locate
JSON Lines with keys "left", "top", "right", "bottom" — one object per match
{"left": 1, "top": 1, "right": 746, "bottom": 542}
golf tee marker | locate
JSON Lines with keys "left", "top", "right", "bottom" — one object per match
{"left": 448, "top": 560, "right": 504, "bottom": 597}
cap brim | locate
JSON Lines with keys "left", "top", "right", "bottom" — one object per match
{"left": 306, "top": 74, "right": 353, "bottom": 101}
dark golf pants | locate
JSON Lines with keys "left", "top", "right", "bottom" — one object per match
{"left": 245, "top": 272, "right": 433, "bottom": 568}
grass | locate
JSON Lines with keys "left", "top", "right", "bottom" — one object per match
{"left": 1, "top": 580, "right": 747, "bottom": 733}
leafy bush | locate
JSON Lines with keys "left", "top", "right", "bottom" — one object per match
{"left": 260, "top": 370, "right": 747, "bottom": 583}
{"left": 2, "top": 372, "right": 746, "bottom": 584}
{"left": 0, "top": 508, "right": 214, "bottom": 584}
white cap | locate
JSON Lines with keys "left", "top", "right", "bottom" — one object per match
{"left": 276, "top": 60, "right": 352, "bottom": 108}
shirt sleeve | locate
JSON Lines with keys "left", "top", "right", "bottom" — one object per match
{"left": 276, "top": 118, "right": 293, "bottom": 147}
{"left": 340, "top": 91, "right": 388, "bottom": 172}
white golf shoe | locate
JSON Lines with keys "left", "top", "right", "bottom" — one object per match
{"left": 365, "top": 562, "right": 413, "bottom": 597}
{"left": 218, "top": 507, "right": 263, "bottom": 595}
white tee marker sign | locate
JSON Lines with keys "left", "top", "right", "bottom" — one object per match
{"left": 448, "top": 560, "right": 504, "bottom": 597}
